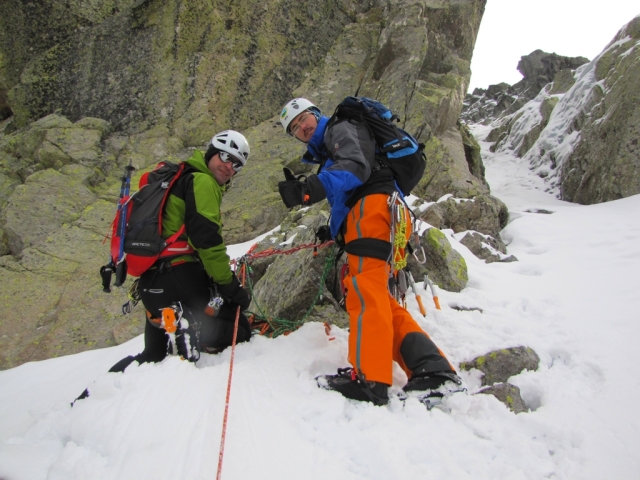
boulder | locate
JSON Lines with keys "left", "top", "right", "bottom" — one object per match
{"left": 407, "top": 227, "right": 468, "bottom": 292}
{"left": 478, "top": 383, "right": 529, "bottom": 414}
{"left": 460, "top": 346, "right": 540, "bottom": 386}
{"left": 419, "top": 194, "right": 509, "bottom": 238}
{"left": 249, "top": 205, "right": 348, "bottom": 332}
{"left": 459, "top": 231, "right": 517, "bottom": 263}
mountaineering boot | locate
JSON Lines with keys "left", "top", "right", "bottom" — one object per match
{"left": 403, "top": 370, "right": 465, "bottom": 409}
{"left": 317, "top": 368, "right": 389, "bottom": 406}
{"left": 404, "top": 370, "right": 462, "bottom": 392}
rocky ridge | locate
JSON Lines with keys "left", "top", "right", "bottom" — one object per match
{"left": 462, "top": 16, "right": 640, "bottom": 204}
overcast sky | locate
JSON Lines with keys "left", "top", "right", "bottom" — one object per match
{"left": 468, "top": 1, "right": 640, "bottom": 92}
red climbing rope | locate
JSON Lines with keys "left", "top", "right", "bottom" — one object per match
{"left": 216, "top": 262, "right": 246, "bottom": 480}
{"left": 231, "top": 240, "right": 334, "bottom": 264}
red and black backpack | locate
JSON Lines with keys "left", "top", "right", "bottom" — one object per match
{"left": 110, "top": 161, "right": 195, "bottom": 279}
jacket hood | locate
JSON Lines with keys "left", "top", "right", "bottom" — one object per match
{"left": 306, "top": 116, "right": 330, "bottom": 161}
{"left": 185, "top": 150, "right": 215, "bottom": 178}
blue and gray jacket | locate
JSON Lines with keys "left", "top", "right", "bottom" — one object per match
{"left": 303, "top": 116, "right": 396, "bottom": 237}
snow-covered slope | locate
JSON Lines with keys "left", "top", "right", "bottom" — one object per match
{"left": 1, "top": 134, "right": 639, "bottom": 479}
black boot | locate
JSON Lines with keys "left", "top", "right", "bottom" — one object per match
{"left": 403, "top": 370, "right": 463, "bottom": 393}
{"left": 317, "top": 368, "right": 389, "bottom": 406}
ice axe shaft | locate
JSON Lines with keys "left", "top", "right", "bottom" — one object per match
{"left": 423, "top": 275, "right": 441, "bottom": 310}
{"left": 406, "top": 271, "right": 426, "bottom": 316}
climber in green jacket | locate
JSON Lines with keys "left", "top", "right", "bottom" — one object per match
{"left": 108, "top": 130, "right": 253, "bottom": 373}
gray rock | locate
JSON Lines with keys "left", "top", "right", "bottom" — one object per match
{"left": 419, "top": 194, "right": 509, "bottom": 238}
{"left": 0, "top": 228, "right": 9, "bottom": 256}
{"left": 478, "top": 383, "right": 529, "bottom": 414}
{"left": 460, "top": 346, "right": 540, "bottom": 386}
{"left": 461, "top": 50, "right": 588, "bottom": 126}
{"left": 407, "top": 227, "right": 468, "bottom": 292}
{"left": 459, "top": 231, "right": 518, "bottom": 263}
{"left": 249, "top": 206, "right": 348, "bottom": 333}
{"left": 0, "top": 168, "right": 97, "bottom": 252}
{"left": 560, "top": 16, "right": 640, "bottom": 204}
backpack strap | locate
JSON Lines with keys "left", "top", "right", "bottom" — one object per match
{"left": 159, "top": 224, "right": 195, "bottom": 259}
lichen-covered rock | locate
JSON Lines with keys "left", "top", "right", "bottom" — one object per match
{"left": 407, "top": 227, "right": 468, "bottom": 292}
{"left": 459, "top": 231, "right": 517, "bottom": 263}
{"left": 419, "top": 194, "right": 509, "bottom": 238}
{"left": 249, "top": 206, "right": 348, "bottom": 330}
{"left": 0, "top": 168, "right": 97, "bottom": 253}
{"left": 560, "top": 16, "right": 640, "bottom": 204}
{"left": 459, "top": 122, "right": 486, "bottom": 185}
{"left": 0, "top": 228, "right": 9, "bottom": 256}
{"left": 460, "top": 346, "right": 540, "bottom": 386}
{"left": 413, "top": 128, "right": 490, "bottom": 202}
{"left": 548, "top": 69, "right": 577, "bottom": 95}
{"left": 0, "top": 199, "right": 145, "bottom": 369}
{"left": 478, "top": 383, "right": 529, "bottom": 414}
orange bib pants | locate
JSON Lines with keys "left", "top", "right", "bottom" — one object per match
{"left": 343, "top": 194, "right": 454, "bottom": 385}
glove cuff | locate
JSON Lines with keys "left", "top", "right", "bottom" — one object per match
{"left": 305, "top": 174, "right": 326, "bottom": 205}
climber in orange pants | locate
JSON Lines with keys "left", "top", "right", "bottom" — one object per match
{"left": 277, "top": 97, "right": 461, "bottom": 405}
{"left": 342, "top": 194, "right": 455, "bottom": 402}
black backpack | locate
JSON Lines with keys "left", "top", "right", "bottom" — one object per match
{"left": 110, "top": 161, "right": 194, "bottom": 278}
{"left": 327, "top": 96, "right": 426, "bottom": 195}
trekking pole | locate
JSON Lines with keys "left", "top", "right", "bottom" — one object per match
{"left": 113, "top": 160, "right": 136, "bottom": 288}
{"left": 216, "top": 262, "right": 246, "bottom": 480}
{"left": 100, "top": 160, "right": 135, "bottom": 292}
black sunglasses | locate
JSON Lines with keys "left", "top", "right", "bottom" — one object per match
{"left": 219, "top": 151, "right": 244, "bottom": 172}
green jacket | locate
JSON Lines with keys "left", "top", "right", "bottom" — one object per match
{"left": 161, "top": 150, "right": 233, "bottom": 285}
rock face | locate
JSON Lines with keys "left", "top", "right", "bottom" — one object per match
{"left": 478, "top": 383, "right": 528, "bottom": 414}
{"left": 560, "top": 17, "right": 640, "bottom": 204}
{"left": 468, "top": 16, "right": 640, "bottom": 205}
{"left": 0, "top": 0, "right": 501, "bottom": 368}
{"left": 0, "top": 114, "right": 190, "bottom": 369}
{"left": 461, "top": 50, "right": 589, "bottom": 126}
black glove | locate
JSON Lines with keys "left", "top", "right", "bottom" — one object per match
{"left": 278, "top": 178, "right": 305, "bottom": 208}
{"left": 305, "top": 174, "right": 326, "bottom": 204}
{"left": 278, "top": 168, "right": 326, "bottom": 208}
{"left": 217, "top": 274, "right": 251, "bottom": 311}
{"left": 315, "top": 225, "right": 332, "bottom": 243}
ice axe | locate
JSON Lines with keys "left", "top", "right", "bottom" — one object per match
{"left": 406, "top": 271, "right": 426, "bottom": 316}
{"left": 423, "top": 274, "right": 441, "bottom": 310}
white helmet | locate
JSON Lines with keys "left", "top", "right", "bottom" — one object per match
{"left": 280, "top": 98, "right": 319, "bottom": 134}
{"left": 209, "top": 130, "right": 250, "bottom": 169}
